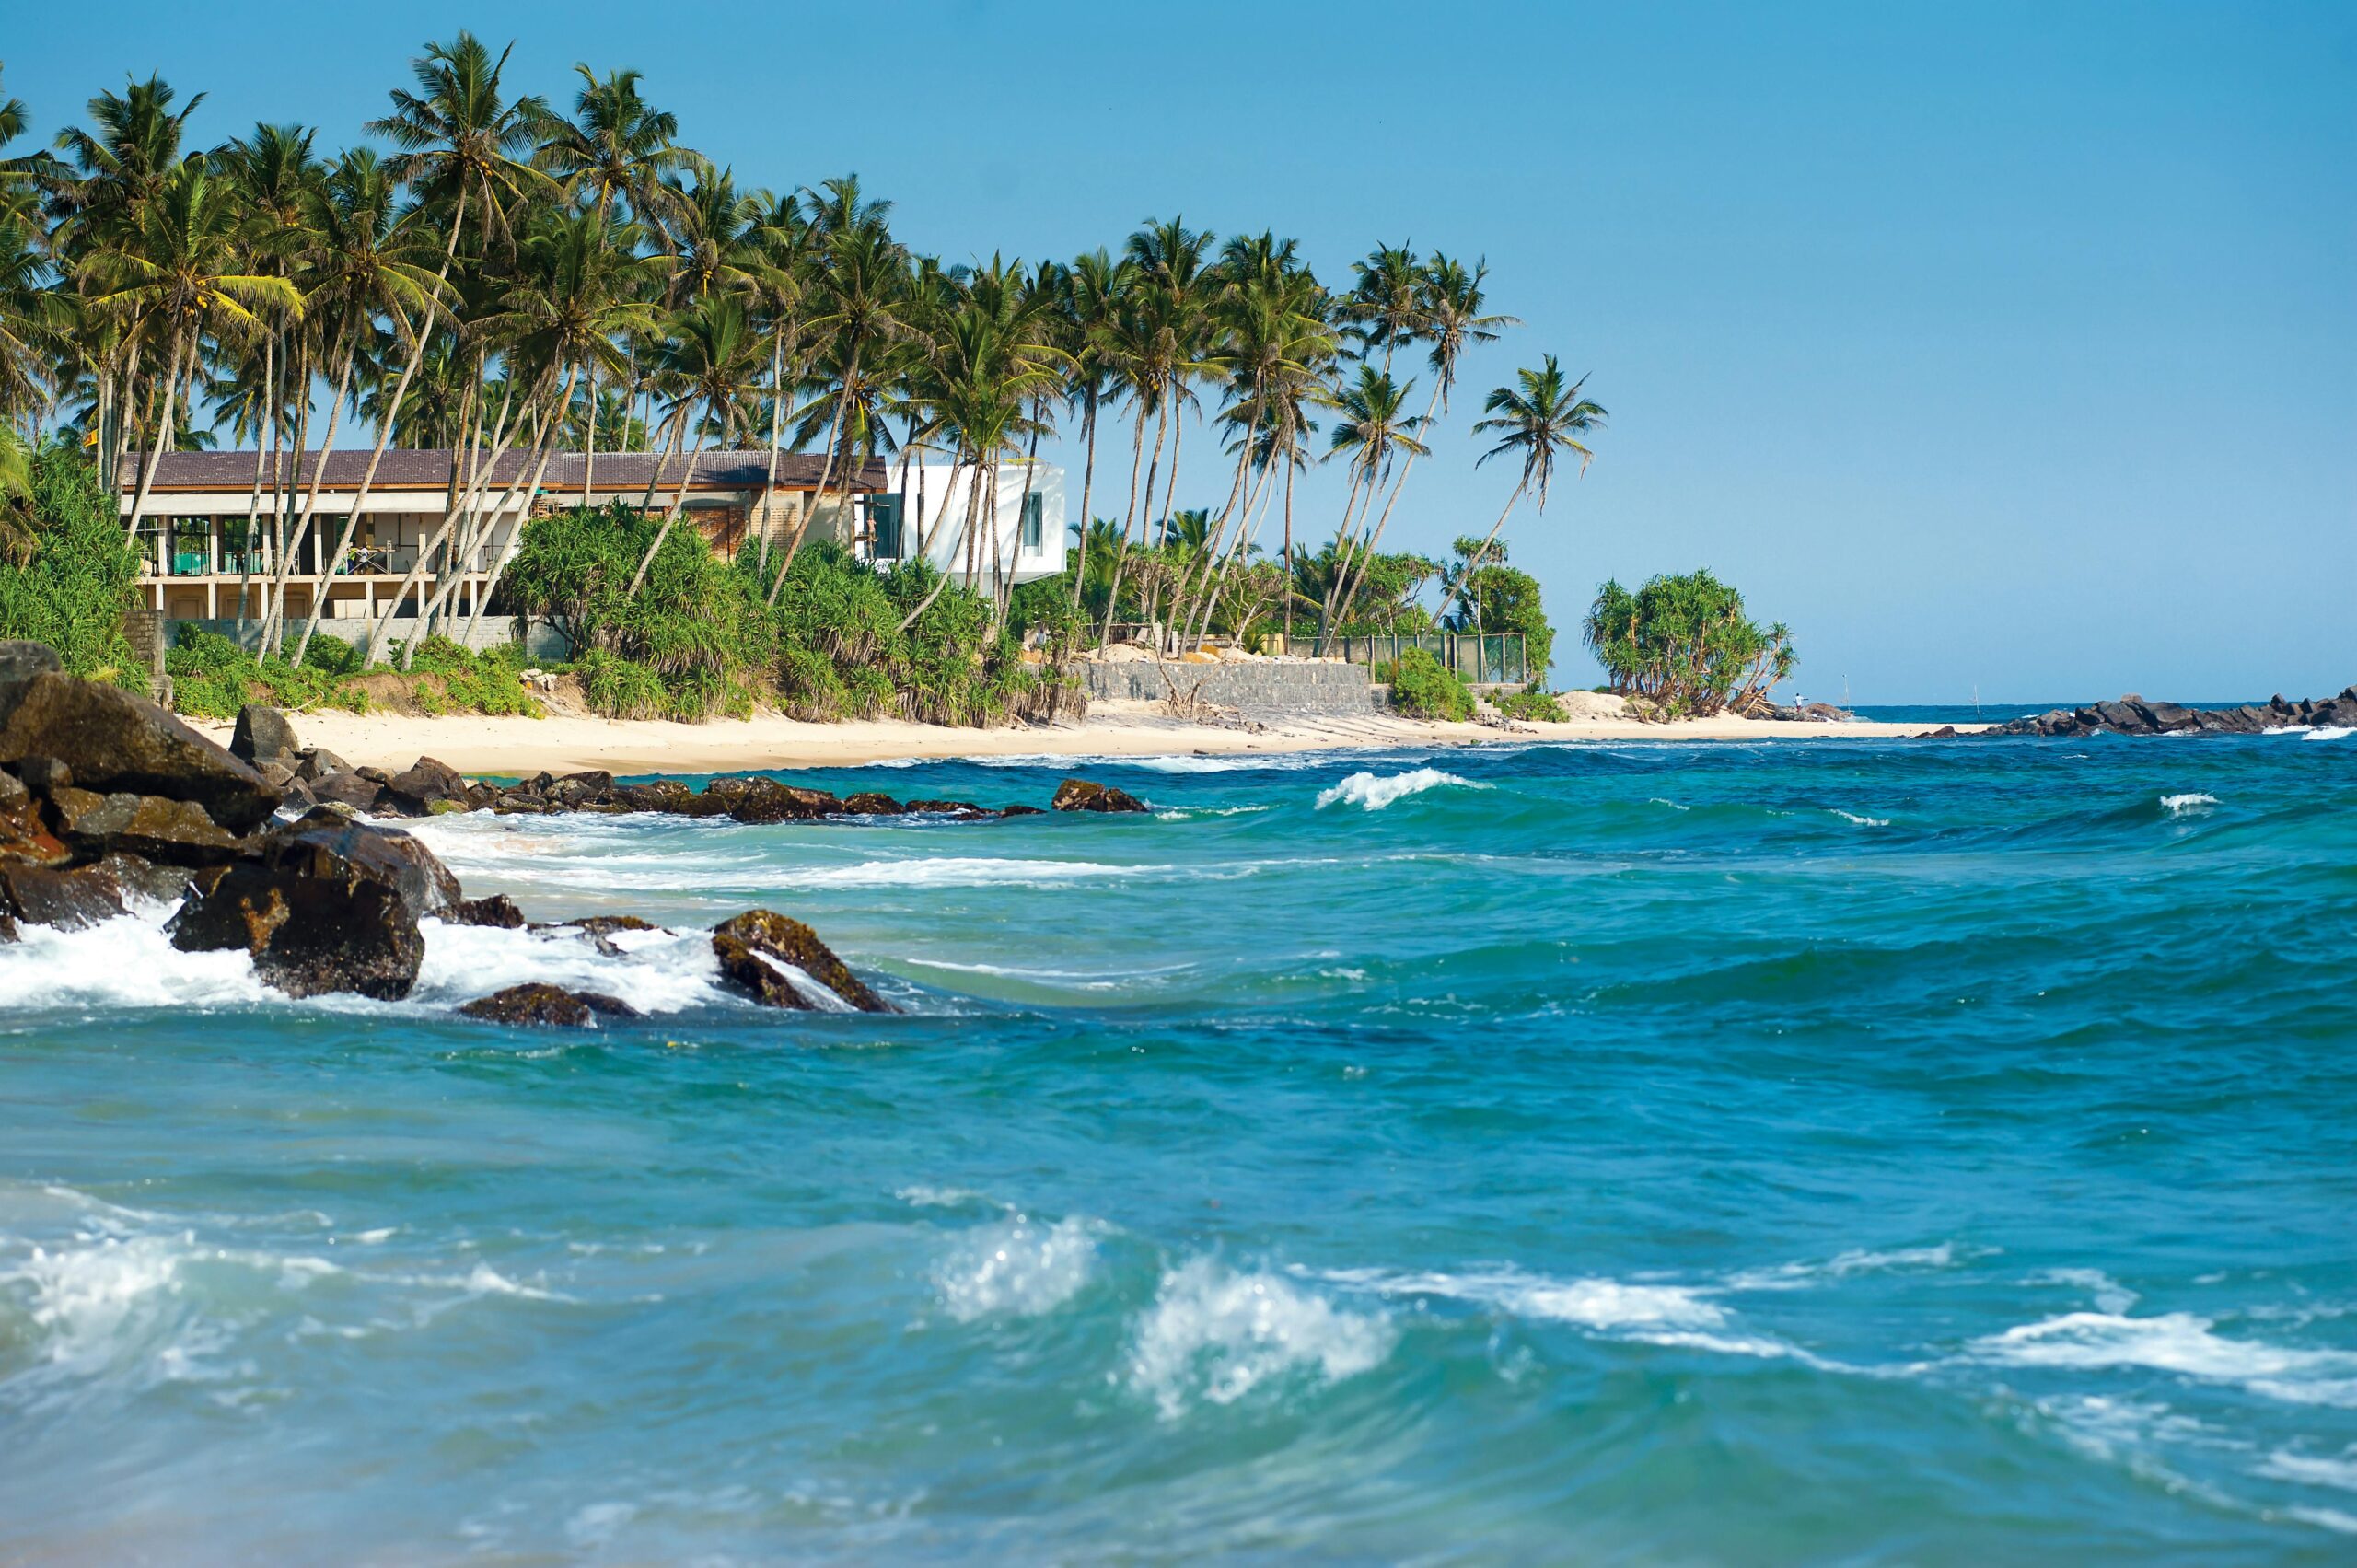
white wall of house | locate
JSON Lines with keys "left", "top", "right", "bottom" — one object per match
{"left": 875, "top": 461, "right": 1063, "bottom": 586}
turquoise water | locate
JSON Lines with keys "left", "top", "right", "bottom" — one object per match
{"left": 4, "top": 730, "right": 2354, "bottom": 1563}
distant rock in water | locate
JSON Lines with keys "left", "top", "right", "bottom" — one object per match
{"left": 1051, "top": 777, "right": 1149, "bottom": 813}
{"left": 712, "top": 909, "right": 893, "bottom": 1013}
{"left": 1989, "top": 687, "right": 2357, "bottom": 738}
{"left": 447, "top": 893, "right": 527, "bottom": 929}
{"left": 459, "top": 982, "right": 641, "bottom": 1028}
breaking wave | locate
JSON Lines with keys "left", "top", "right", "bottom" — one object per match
{"left": 1315, "top": 768, "right": 1488, "bottom": 812}
{"left": 1127, "top": 1260, "right": 1393, "bottom": 1418}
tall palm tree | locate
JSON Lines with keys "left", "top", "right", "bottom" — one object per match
{"left": 91, "top": 162, "right": 300, "bottom": 545}
{"left": 1436, "top": 354, "right": 1605, "bottom": 626}
{"left": 1317, "top": 364, "right": 1427, "bottom": 635}
{"left": 626, "top": 288, "right": 761, "bottom": 596}
{"left": 1059, "top": 246, "right": 1129, "bottom": 606}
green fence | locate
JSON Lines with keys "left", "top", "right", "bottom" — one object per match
{"left": 1285, "top": 633, "right": 1527, "bottom": 686}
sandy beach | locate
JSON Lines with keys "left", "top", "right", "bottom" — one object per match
{"left": 191, "top": 698, "right": 1982, "bottom": 776}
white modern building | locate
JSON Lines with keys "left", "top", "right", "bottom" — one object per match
{"left": 858, "top": 461, "right": 1065, "bottom": 587}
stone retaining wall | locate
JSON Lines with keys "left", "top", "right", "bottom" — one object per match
{"left": 165, "top": 617, "right": 572, "bottom": 661}
{"left": 1078, "top": 659, "right": 1376, "bottom": 714}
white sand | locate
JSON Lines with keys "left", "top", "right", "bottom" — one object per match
{"left": 192, "top": 698, "right": 1981, "bottom": 777}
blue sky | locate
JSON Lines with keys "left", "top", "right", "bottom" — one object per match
{"left": 9, "top": 1, "right": 2351, "bottom": 700}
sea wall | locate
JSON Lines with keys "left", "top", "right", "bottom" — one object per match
{"left": 1077, "top": 659, "right": 1376, "bottom": 714}
{"left": 164, "top": 617, "right": 573, "bottom": 661}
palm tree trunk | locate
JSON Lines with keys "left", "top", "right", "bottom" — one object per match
{"left": 262, "top": 332, "right": 358, "bottom": 656}
{"left": 235, "top": 333, "right": 274, "bottom": 634}
{"left": 767, "top": 355, "right": 854, "bottom": 602}
{"left": 894, "top": 456, "right": 982, "bottom": 633}
{"left": 457, "top": 372, "right": 575, "bottom": 649}
{"left": 625, "top": 399, "right": 708, "bottom": 598}
{"left": 357, "top": 373, "right": 523, "bottom": 667}
{"left": 121, "top": 326, "right": 186, "bottom": 546}
{"left": 1068, "top": 392, "right": 1097, "bottom": 607}
{"left": 1433, "top": 483, "right": 1525, "bottom": 630}
{"left": 1096, "top": 400, "right": 1155, "bottom": 647}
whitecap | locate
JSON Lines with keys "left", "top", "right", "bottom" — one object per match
{"left": 1829, "top": 808, "right": 1891, "bottom": 827}
{"left": 2304, "top": 726, "right": 2352, "bottom": 742}
{"left": 0, "top": 910, "right": 273, "bottom": 1013}
{"left": 935, "top": 1215, "right": 1099, "bottom": 1321}
{"left": 1314, "top": 768, "right": 1488, "bottom": 812}
{"left": 1724, "top": 1242, "right": 1964, "bottom": 1292}
{"left": 1328, "top": 1265, "right": 1726, "bottom": 1329}
{"left": 1970, "top": 1310, "right": 2357, "bottom": 1402}
{"left": 2160, "top": 792, "right": 2219, "bottom": 817}
{"left": 1127, "top": 1259, "right": 1393, "bottom": 1418}
{"left": 774, "top": 856, "right": 1156, "bottom": 890}
{"left": 2262, "top": 1448, "right": 2357, "bottom": 1493}
{"left": 2030, "top": 1267, "right": 2139, "bottom": 1315}
{"left": 411, "top": 920, "right": 726, "bottom": 1016}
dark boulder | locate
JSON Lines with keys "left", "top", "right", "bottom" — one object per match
{"left": 46, "top": 786, "right": 241, "bottom": 866}
{"left": 841, "top": 791, "right": 904, "bottom": 815}
{"left": 92, "top": 852, "right": 197, "bottom": 908}
{"left": 0, "top": 640, "right": 64, "bottom": 687}
{"left": 711, "top": 909, "right": 891, "bottom": 1013}
{"left": 0, "top": 672, "right": 282, "bottom": 831}
{"left": 1051, "top": 777, "right": 1148, "bottom": 814}
{"left": 15, "top": 756, "right": 71, "bottom": 797}
{"left": 230, "top": 704, "right": 300, "bottom": 768}
{"left": 0, "top": 768, "right": 70, "bottom": 868}
{"left": 166, "top": 810, "right": 450, "bottom": 998}
{"left": 458, "top": 982, "right": 641, "bottom": 1028}
{"left": 447, "top": 893, "right": 526, "bottom": 929}
{"left": 1000, "top": 804, "right": 1046, "bottom": 818}
{"left": 383, "top": 755, "right": 470, "bottom": 816}
{"left": 1, "top": 862, "right": 128, "bottom": 931}
{"left": 310, "top": 771, "right": 389, "bottom": 814}
{"left": 904, "top": 798, "right": 990, "bottom": 818}
{"left": 294, "top": 748, "right": 351, "bottom": 783}
{"left": 718, "top": 777, "right": 845, "bottom": 824}
{"left": 564, "top": 913, "right": 659, "bottom": 957}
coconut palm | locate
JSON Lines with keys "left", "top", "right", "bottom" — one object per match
{"left": 1435, "top": 354, "right": 1605, "bottom": 626}
{"left": 90, "top": 162, "right": 300, "bottom": 545}
{"left": 1059, "top": 247, "right": 1129, "bottom": 606}
{"left": 626, "top": 288, "right": 762, "bottom": 596}
{"left": 1317, "top": 364, "right": 1427, "bottom": 635}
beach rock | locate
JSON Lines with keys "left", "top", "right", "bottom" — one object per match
{"left": 230, "top": 704, "right": 300, "bottom": 768}
{"left": 0, "top": 640, "right": 64, "bottom": 688}
{"left": 0, "top": 862, "right": 128, "bottom": 930}
{"left": 92, "top": 852, "right": 196, "bottom": 908}
{"left": 459, "top": 982, "right": 641, "bottom": 1028}
{"left": 14, "top": 756, "right": 71, "bottom": 797}
{"left": 841, "top": 792, "right": 904, "bottom": 815}
{"left": 295, "top": 748, "right": 351, "bottom": 783}
{"left": 45, "top": 786, "right": 241, "bottom": 866}
{"left": 711, "top": 909, "right": 891, "bottom": 1013}
{"left": 1000, "top": 804, "right": 1046, "bottom": 818}
{"left": 166, "top": 810, "right": 453, "bottom": 998}
{"left": 722, "top": 779, "right": 845, "bottom": 824}
{"left": 382, "top": 756, "right": 470, "bottom": 816}
{"left": 0, "top": 769, "right": 70, "bottom": 868}
{"left": 1989, "top": 686, "right": 2357, "bottom": 738}
{"left": 447, "top": 893, "right": 526, "bottom": 929}
{"left": 0, "top": 672, "right": 282, "bottom": 832}
{"left": 1051, "top": 777, "right": 1148, "bottom": 814}
{"left": 902, "top": 798, "right": 991, "bottom": 818}
{"left": 564, "top": 914, "right": 659, "bottom": 957}
{"left": 309, "top": 770, "right": 389, "bottom": 814}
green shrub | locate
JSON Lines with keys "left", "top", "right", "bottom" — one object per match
{"left": 1494, "top": 688, "right": 1565, "bottom": 723}
{"left": 165, "top": 627, "right": 371, "bottom": 719}
{"left": 1584, "top": 570, "right": 1796, "bottom": 718}
{"left": 0, "top": 444, "right": 143, "bottom": 686}
{"left": 1382, "top": 646, "right": 1475, "bottom": 721}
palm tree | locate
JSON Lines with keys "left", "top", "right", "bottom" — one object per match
{"left": 626, "top": 288, "right": 761, "bottom": 596}
{"left": 91, "top": 163, "right": 300, "bottom": 546}
{"left": 1435, "top": 354, "right": 1605, "bottom": 626}
{"left": 1059, "top": 246, "right": 1129, "bottom": 607}
{"left": 1317, "top": 364, "right": 1427, "bottom": 635}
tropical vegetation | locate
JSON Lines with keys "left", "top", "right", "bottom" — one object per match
{"left": 0, "top": 39, "right": 1618, "bottom": 721}
{"left": 1583, "top": 569, "right": 1796, "bottom": 718}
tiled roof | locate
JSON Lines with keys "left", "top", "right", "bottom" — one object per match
{"left": 123, "top": 448, "right": 887, "bottom": 493}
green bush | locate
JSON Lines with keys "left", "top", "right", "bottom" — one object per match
{"left": 0, "top": 444, "right": 144, "bottom": 686}
{"left": 165, "top": 627, "right": 370, "bottom": 719}
{"left": 1382, "top": 646, "right": 1475, "bottom": 721}
{"left": 1494, "top": 688, "right": 1565, "bottom": 723}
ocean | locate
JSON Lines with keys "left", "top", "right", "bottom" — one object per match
{"left": 3, "top": 727, "right": 2353, "bottom": 1563}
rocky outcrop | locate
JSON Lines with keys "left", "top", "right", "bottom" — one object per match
{"left": 458, "top": 982, "right": 641, "bottom": 1028}
{"left": 563, "top": 914, "right": 659, "bottom": 957}
{"left": 0, "top": 670, "right": 281, "bottom": 831}
{"left": 166, "top": 807, "right": 454, "bottom": 999}
{"left": 230, "top": 704, "right": 301, "bottom": 769}
{"left": 47, "top": 787, "right": 240, "bottom": 865}
{"left": 1, "top": 863, "right": 128, "bottom": 931}
{"left": 1051, "top": 777, "right": 1149, "bottom": 813}
{"left": 382, "top": 756, "right": 470, "bottom": 816}
{"left": 711, "top": 909, "right": 892, "bottom": 1013}
{"left": 1989, "top": 688, "right": 2357, "bottom": 738}
{"left": 447, "top": 893, "right": 526, "bottom": 929}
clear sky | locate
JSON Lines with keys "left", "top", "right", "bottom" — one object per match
{"left": 8, "top": 1, "right": 2351, "bottom": 700}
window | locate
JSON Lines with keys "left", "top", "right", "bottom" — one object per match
{"left": 1020, "top": 492, "right": 1045, "bottom": 552}
{"left": 169, "top": 517, "right": 211, "bottom": 576}
{"left": 867, "top": 495, "right": 903, "bottom": 559}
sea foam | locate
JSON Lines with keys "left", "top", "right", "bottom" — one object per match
{"left": 1127, "top": 1259, "right": 1393, "bottom": 1418}
{"left": 2160, "top": 793, "right": 2219, "bottom": 817}
{"left": 1315, "top": 768, "right": 1488, "bottom": 812}
{"left": 934, "top": 1215, "right": 1100, "bottom": 1321}
{"left": 1972, "top": 1310, "right": 2357, "bottom": 1403}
